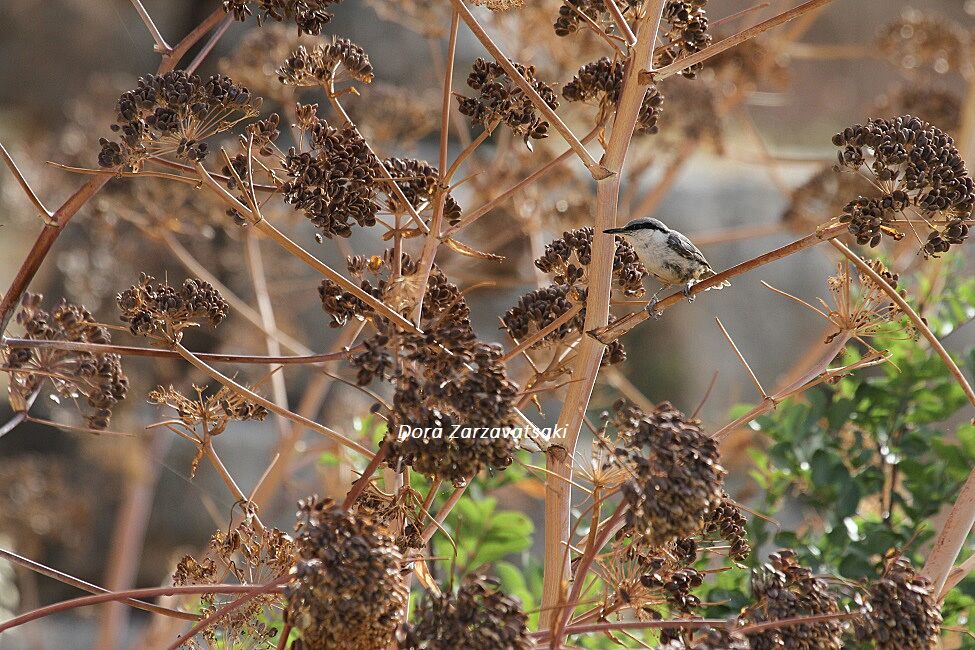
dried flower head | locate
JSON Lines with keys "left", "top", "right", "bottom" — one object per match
{"left": 819, "top": 260, "right": 913, "bottom": 344}
{"left": 4, "top": 293, "right": 128, "bottom": 430}
{"left": 117, "top": 274, "right": 229, "bottom": 342}
{"left": 277, "top": 38, "right": 374, "bottom": 88}
{"left": 655, "top": 0, "right": 712, "bottom": 79}
{"left": 97, "top": 70, "right": 260, "bottom": 171}
{"left": 149, "top": 384, "right": 268, "bottom": 476}
{"left": 855, "top": 555, "right": 942, "bottom": 649}
{"left": 174, "top": 520, "right": 293, "bottom": 649}
{"left": 873, "top": 84, "right": 962, "bottom": 134}
{"left": 781, "top": 164, "right": 878, "bottom": 235}
{"left": 502, "top": 284, "right": 585, "bottom": 350}
{"left": 703, "top": 495, "right": 750, "bottom": 562}
{"left": 832, "top": 115, "right": 974, "bottom": 256}
{"left": 877, "top": 9, "right": 972, "bottom": 77}
{"left": 384, "top": 157, "right": 462, "bottom": 224}
{"left": 535, "top": 227, "right": 649, "bottom": 296}
{"left": 282, "top": 114, "right": 384, "bottom": 238}
{"left": 553, "top": 0, "right": 641, "bottom": 38}
{"left": 563, "top": 58, "right": 664, "bottom": 134}
{"left": 616, "top": 401, "right": 726, "bottom": 546}
{"left": 744, "top": 549, "right": 844, "bottom": 650}
{"left": 457, "top": 57, "right": 559, "bottom": 147}
{"left": 403, "top": 574, "right": 531, "bottom": 649}
{"left": 284, "top": 496, "right": 408, "bottom": 649}
{"left": 224, "top": 0, "right": 342, "bottom": 36}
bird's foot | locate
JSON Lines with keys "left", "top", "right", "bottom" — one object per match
{"left": 645, "top": 297, "right": 663, "bottom": 320}
{"left": 683, "top": 283, "right": 696, "bottom": 302}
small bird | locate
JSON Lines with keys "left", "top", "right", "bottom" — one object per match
{"left": 604, "top": 218, "right": 729, "bottom": 315}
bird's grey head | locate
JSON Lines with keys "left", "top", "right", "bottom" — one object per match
{"left": 603, "top": 218, "right": 669, "bottom": 236}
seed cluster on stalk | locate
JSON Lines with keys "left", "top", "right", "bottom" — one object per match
{"left": 223, "top": 0, "right": 342, "bottom": 35}
{"left": 853, "top": 555, "right": 942, "bottom": 649}
{"left": 402, "top": 574, "right": 531, "bottom": 649}
{"left": 457, "top": 57, "right": 559, "bottom": 147}
{"left": 284, "top": 496, "right": 408, "bottom": 650}
{"left": 384, "top": 157, "right": 462, "bottom": 225}
{"left": 744, "top": 549, "right": 845, "bottom": 650}
{"left": 117, "top": 274, "right": 230, "bottom": 342}
{"left": 656, "top": 0, "right": 712, "bottom": 78}
{"left": 563, "top": 57, "right": 664, "bottom": 134}
{"left": 4, "top": 293, "right": 128, "bottom": 430}
{"left": 97, "top": 70, "right": 260, "bottom": 172}
{"left": 319, "top": 252, "right": 520, "bottom": 486}
{"left": 832, "top": 115, "right": 974, "bottom": 255}
{"left": 277, "top": 38, "right": 374, "bottom": 87}
{"left": 553, "top": 0, "right": 641, "bottom": 38}
{"left": 615, "top": 400, "right": 726, "bottom": 546}
{"left": 662, "top": 628, "right": 749, "bottom": 649}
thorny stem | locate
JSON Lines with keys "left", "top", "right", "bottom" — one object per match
{"left": 448, "top": 0, "right": 612, "bottom": 180}
{"left": 129, "top": 0, "right": 172, "bottom": 53}
{"left": 541, "top": 8, "right": 665, "bottom": 632}
{"left": 2, "top": 337, "right": 358, "bottom": 365}
{"left": 590, "top": 223, "right": 848, "bottom": 343}
{"left": 0, "top": 583, "right": 286, "bottom": 634}
{"left": 0, "top": 547, "right": 197, "bottom": 621}
{"left": 172, "top": 342, "right": 375, "bottom": 458}
{"left": 829, "top": 242, "right": 975, "bottom": 594}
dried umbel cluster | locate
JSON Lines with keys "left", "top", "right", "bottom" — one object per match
{"left": 148, "top": 384, "right": 268, "bottom": 476}
{"left": 855, "top": 556, "right": 942, "bottom": 649}
{"left": 877, "top": 10, "right": 972, "bottom": 77}
{"left": 553, "top": 0, "right": 641, "bottom": 38}
{"left": 602, "top": 542, "right": 706, "bottom": 620}
{"left": 656, "top": 0, "right": 712, "bottom": 78}
{"left": 535, "top": 227, "right": 648, "bottom": 296}
{"left": 284, "top": 496, "right": 407, "bottom": 650}
{"left": 563, "top": 58, "right": 664, "bottom": 134}
{"left": 281, "top": 114, "right": 384, "bottom": 238}
{"left": 703, "top": 495, "right": 750, "bottom": 562}
{"left": 384, "top": 157, "right": 461, "bottom": 225}
{"left": 822, "top": 260, "right": 913, "bottom": 344}
{"left": 174, "top": 520, "right": 294, "bottom": 649}
{"left": 613, "top": 401, "right": 725, "bottom": 546}
{"left": 117, "top": 274, "right": 229, "bottom": 341}
{"left": 832, "top": 115, "right": 974, "bottom": 256}
{"left": 744, "top": 550, "right": 844, "bottom": 650}
{"left": 223, "top": 0, "right": 342, "bottom": 36}
{"left": 320, "top": 252, "right": 520, "bottom": 486}
{"left": 457, "top": 58, "right": 559, "bottom": 146}
{"left": 277, "top": 38, "right": 374, "bottom": 87}
{"left": 402, "top": 574, "right": 531, "bottom": 650}
{"left": 874, "top": 84, "right": 962, "bottom": 134}
{"left": 781, "top": 165, "right": 877, "bottom": 235}
{"left": 97, "top": 70, "right": 260, "bottom": 172}
{"left": 4, "top": 294, "right": 128, "bottom": 430}
{"left": 219, "top": 25, "right": 308, "bottom": 102}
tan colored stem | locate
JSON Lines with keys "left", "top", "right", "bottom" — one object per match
{"left": 0, "top": 142, "right": 53, "bottom": 223}
{"left": 129, "top": 0, "right": 172, "bottom": 53}
{"left": 541, "top": 9, "right": 664, "bottom": 631}
{"left": 449, "top": 0, "right": 611, "bottom": 180}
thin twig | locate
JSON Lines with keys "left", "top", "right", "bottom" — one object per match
{"left": 129, "top": 0, "right": 172, "bottom": 53}
{"left": 186, "top": 14, "right": 234, "bottom": 75}
{"left": 0, "top": 142, "right": 54, "bottom": 224}
{"left": 715, "top": 318, "right": 766, "bottom": 398}
{"left": 604, "top": 0, "right": 637, "bottom": 45}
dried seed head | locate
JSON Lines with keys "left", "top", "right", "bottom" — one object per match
{"left": 832, "top": 115, "right": 974, "bottom": 256}
{"left": 616, "top": 401, "right": 726, "bottom": 546}
{"left": 744, "top": 549, "right": 844, "bottom": 649}
{"left": 855, "top": 555, "right": 942, "bottom": 649}
{"left": 457, "top": 57, "right": 559, "bottom": 147}
{"left": 874, "top": 84, "right": 963, "bottom": 134}
{"left": 285, "top": 496, "right": 408, "bottom": 649}
{"left": 877, "top": 9, "right": 972, "bottom": 77}
{"left": 662, "top": 628, "right": 749, "bottom": 649}
{"left": 282, "top": 113, "right": 384, "bottom": 238}
{"left": 535, "top": 227, "right": 648, "bottom": 296}
{"left": 563, "top": 58, "right": 664, "bottom": 134}
{"left": 219, "top": 25, "right": 312, "bottom": 102}
{"left": 657, "top": 78, "right": 723, "bottom": 151}
{"left": 781, "top": 164, "right": 878, "bottom": 235}
{"left": 97, "top": 70, "right": 261, "bottom": 171}
{"left": 117, "top": 274, "right": 229, "bottom": 342}
{"left": 224, "top": 0, "right": 342, "bottom": 36}
{"left": 703, "top": 495, "right": 750, "bottom": 562}
{"left": 655, "top": 0, "right": 712, "bottom": 78}
{"left": 4, "top": 293, "right": 128, "bottom": 430}
{"left": 553, "top": 0, "right": 641, "bottom": 38}
{"left": 277, "top": 38, "right": 374, "bottom": 87}
{"left": 403, "top": 574, "right": 531, "bottom": 649}
{"left": 384, "top": 157, "right": 462, "bottom": 224}
{"left": 501, "top": 284, "right": 585, "bottom": 348}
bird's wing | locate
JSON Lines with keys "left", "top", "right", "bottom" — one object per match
{"left": 667, "top": 232, "right": 711, "bottom": 268}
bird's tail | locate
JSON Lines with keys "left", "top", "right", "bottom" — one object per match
{"left": 700, "top": 270, "right": 730, "bottom": 291}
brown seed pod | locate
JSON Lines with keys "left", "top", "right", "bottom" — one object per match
{"left": 855, "top": 556, "right": 942, "bottom": 650}
{"left": 117, "top": 274, "right": 229, "bottom": 342}
{"left": 224, "top": 0, "right": 342, "bottom": 36}
{"left": 284, "top": 496, "right": 408, "bottom": 650}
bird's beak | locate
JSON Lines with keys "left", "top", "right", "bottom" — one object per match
{"left": 603, "top": 227, "right": 627, "bottom": 234}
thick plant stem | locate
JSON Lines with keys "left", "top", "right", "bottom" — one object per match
{"left": 539, "top": 9, "right": 664, "bottom": 632}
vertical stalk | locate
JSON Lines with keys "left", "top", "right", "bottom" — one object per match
{"left": 540, "top": 7, "right": 666, "bottom": 631}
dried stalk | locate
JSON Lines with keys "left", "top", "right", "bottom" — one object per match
{"left": 541, "top": 8, "right": 665, "bottom": 631}
{"left": 0, "top": 142, "right": 54, "bottom": 224}
{"left": 129, "top": 0, "right": 172, "bottom": 53}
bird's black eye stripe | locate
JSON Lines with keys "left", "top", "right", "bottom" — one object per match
{"left": 624, "top": 220, "right": 667, "bottom": 233}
